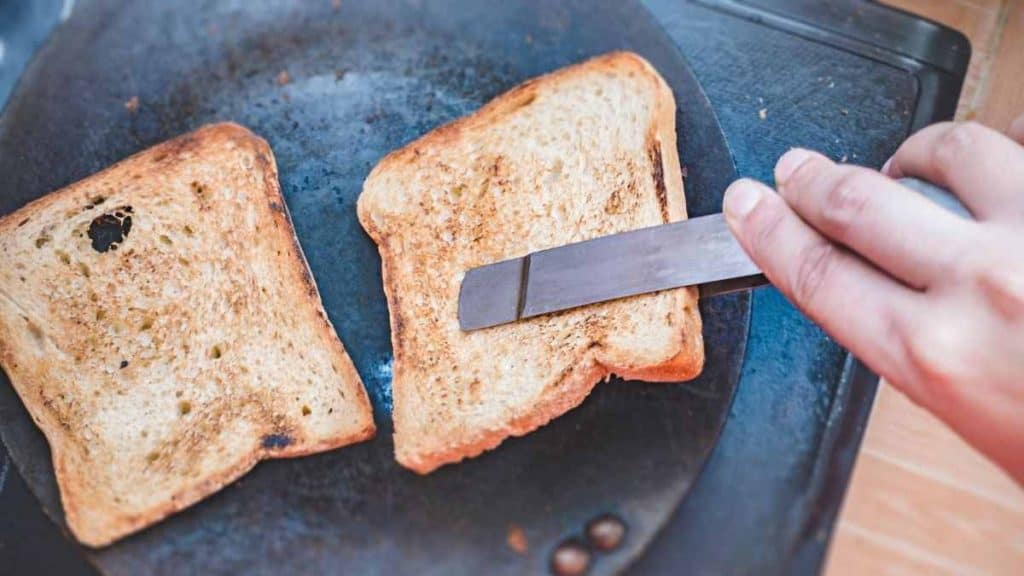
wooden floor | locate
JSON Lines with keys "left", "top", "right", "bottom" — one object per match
{"left": 824, "top": 2, "right": 1024, "bottom": 574}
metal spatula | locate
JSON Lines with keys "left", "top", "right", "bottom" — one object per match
{"left": 458, "top": 177, "right": 969, "bottom": 331}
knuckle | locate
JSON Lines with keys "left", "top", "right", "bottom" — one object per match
{"left": 820, "top": 170, "right": 872, "bottom": 233}
{"left": 932, "top": 122, "right": 981, "bottom": 174}
{"left": 975, "top": 257, "right": 1024, "bottom": 322}
{"left": 791, "top": 242, "right": 837, "bottom": 307}
{"left": 902, "top": 315, "right": 971, "bottom": 398}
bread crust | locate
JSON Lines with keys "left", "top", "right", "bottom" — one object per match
{"left": 0, "top": 123, "right": 375, "bottom": 546}
{"left": 359, "top": 52, "right": 704, "bottom": 474}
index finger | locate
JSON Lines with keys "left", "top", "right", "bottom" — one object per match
{"left": 722, "top": 178, "right": 921, "bottom": 387}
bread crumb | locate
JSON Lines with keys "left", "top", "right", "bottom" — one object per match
{"left": 758, "top": 108, "right": 767, "bottom": 120}
{"left": 506, "top": 524, "right": 528, "bottom": 554}
{"left": 124, "top": 96, "right": 139, "bottom": 113}
{"left": 276, "top": 70, "right": 291, "bottom": 86}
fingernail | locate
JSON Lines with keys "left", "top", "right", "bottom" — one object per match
{"left": 881, "top": 157, "right": 892, "bottom": 175}
{"left": 775, "top": 148, "right": 813, "bottom": 185}
{"left": 723, "top": 179, "right": 763, "bottom": 221}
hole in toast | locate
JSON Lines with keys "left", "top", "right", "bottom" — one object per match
{"left": 87, "top": 211, "right": 132, "bottom": 252}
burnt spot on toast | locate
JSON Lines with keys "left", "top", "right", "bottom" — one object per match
{"left": 392, "top": 311, "right": 406, "bottom": 350}
{"left": 647, "top": 141, "right": 669, "bottom": 223}
{"left": 261, "top": 434, "right": 293, "bottom": 449}
{"left": 87, "top": 208, "right": 133, "bottom": 253}
{"left": 491, "top": 78, "right": 539, "bottom": 117}
{"left": 508, "top": 91, "right": 537, "bottom": 111}
{"left": 189, "top": 181, "right": 213, "bottom": 211}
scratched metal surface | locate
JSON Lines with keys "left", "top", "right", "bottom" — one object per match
{"left": 0, "top": 1, "right": 746, "bottom": 574}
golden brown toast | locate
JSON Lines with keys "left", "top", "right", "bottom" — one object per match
{"left": 0, "top": 123, "right": 375, "bottom": 546}
{"left": 358, "top": 52, "right": 704, "bottom": 474}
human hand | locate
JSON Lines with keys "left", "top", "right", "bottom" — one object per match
{"left": 722, "top": 115, "right": 1024, "bottom": 484}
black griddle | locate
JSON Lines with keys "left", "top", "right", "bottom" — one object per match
{"left": 0, "top": 1, "right": 968, "bottom": 574}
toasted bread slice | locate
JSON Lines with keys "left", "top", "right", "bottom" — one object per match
{"left": 0, "top": 123, "right": 375, "bottom": 546}
{"left": 358, "top": 52, "right": 704, "bottom": 474}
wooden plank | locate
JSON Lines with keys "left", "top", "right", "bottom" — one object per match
{"left": 825, "top": 522, "right": 980, "bottom": 576}
{"left": 953, "top": 0, "right": 1006, "bottom": 11}
{"left": 976, "top": 0, "right": 1024, "bottom": 129}
{"left": 862, "top": 386, "right": 1024, "bottom": 509}
{"left": 837, "top": 452, "right": 1024, "bottom": 574}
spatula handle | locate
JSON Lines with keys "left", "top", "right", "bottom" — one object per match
{"left": 898, "top": 177, "right": 972, "bottom": 219}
